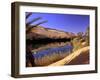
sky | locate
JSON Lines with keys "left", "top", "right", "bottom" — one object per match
{"left": 26, "top": 12, "right": 89, "bottom": 34}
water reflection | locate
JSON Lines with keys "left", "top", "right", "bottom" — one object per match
{"left": 30, "top": 41, "right": 73, "bottom": 66}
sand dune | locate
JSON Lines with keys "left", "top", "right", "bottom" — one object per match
{"left": 27, "top": 26, "right": 76, "bottom": 40}
{"left": 48, "top": 46, "right": 89, "bottom": 66}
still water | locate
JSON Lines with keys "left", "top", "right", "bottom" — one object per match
{"left": 31, "top": 42, "right": 73, "bottom": 66}
{"left": 33, "top": 45, "right": 73, "bottom": 59}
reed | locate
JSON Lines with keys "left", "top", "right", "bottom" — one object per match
{"left": 34, "top": 50, "right": 71, "bottom": 66}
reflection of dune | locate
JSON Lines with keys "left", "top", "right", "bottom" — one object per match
{"left": 32, "top": 42, "right": 70, "bottom": 52}
{"left": 48, "top": 46, "right": 89, "bottom": 66}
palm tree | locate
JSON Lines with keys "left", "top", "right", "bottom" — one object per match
{"left": 26, "top": 12, "right": 48, "bottom": 33}
{"left": 26, "top": 12, "right": 48, "bottom": 67}
{"left": 85, "top": 26, "right": 89, "bottom": 46}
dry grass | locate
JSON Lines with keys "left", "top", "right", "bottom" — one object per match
{"left": 71, "top": 36, "right": 89, "bottom": 51}
{"left": 48, "top": 46, "right": 89, "bottom": 66}
{"left": 34, "top": 52, "right": 70, "bottom": 66}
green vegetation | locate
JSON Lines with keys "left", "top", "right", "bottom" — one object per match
{"left": 71, "top": 27, "right": 89, "bottom": 51}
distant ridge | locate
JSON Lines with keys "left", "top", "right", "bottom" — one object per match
{"left": 26, "top": 26, "right": 76, "bottom": 40}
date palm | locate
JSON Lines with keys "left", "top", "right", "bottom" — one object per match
{"left": 26, "top": 12, "right": 48, "bottom": 33}
{"left": 26, "top": 12, "right": 48, "bottom": 67}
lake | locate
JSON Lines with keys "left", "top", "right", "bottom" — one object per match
{"left": 31, "top": 41, "right": 73, "bottom": 66}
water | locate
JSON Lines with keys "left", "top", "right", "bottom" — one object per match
{"left": 26, "top": 41, "right": 73, "bottom": 66}
{"left": 33, "top": 45, "right": 73, "bottom": 59}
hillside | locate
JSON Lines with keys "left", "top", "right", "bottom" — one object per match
{"left": 26, "top": 26, "right": 76, "bottom": 40}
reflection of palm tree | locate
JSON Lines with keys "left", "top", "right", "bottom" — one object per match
{"left": 26, "top": 50, "right": 35, "bottom": 67}
{"left": 26, "top": 43, "right": 35, "bottom": 67}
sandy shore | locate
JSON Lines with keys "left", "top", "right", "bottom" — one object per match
{"left": 48, "top": 46, "right": 89, "bottom": 66}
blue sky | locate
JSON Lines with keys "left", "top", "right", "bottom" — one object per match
{"left": 26, "top": 12, "right": 89, "bottom": 34}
